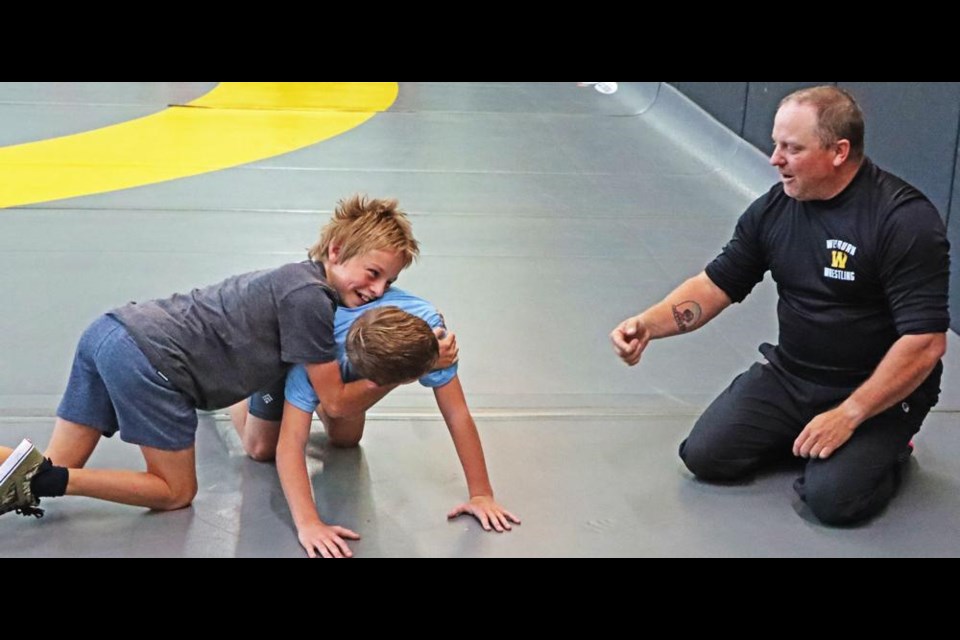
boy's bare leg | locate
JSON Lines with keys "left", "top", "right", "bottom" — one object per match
{"left": 317, "top": 406, "right": 366, "bottom": 448}
{"left": 0, "top": 418, "right": 101, "bottom": 467}
{"left": 45, "top": 419, "right": 103, "bottom": 468}
{"left": 66, "top": 444, "right": 198, "bottom": 510}
{"left": 2, "top": 420, "right": 196, "bottom": 511}
{"left": 227, "top": 401, "right": 249, "bottom": 435}
{"left": 228, "top": 401, "right": 280, "bottom": 461}
{"left": 231, "top": 399, "right": 366, "bottom": 452}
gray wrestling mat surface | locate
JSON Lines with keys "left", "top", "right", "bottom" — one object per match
{"left": 1, "top": 82, "right": 958, "bottom": 556}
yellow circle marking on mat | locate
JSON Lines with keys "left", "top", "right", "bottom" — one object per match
{"left": 0, "top": 82, "right": 399, "bottom": 209}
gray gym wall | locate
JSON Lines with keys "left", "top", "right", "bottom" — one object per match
{"left": 670, "top": 82, "right": 960, "bottom": 335}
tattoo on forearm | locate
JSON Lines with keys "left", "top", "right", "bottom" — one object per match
{"left": 671, "top": 301, "right": 702, "bottom": 333}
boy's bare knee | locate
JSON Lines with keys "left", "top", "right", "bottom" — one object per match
{"left": 244, "top": 440, "right": 277, "bottom": 462}
{"left": 237, "top": 415, "right": 280, "bottom": 461}
{"left": 320, "top": 413, "right": 365, "bottom": 450}
{"left": 328, "top": 434, "right": 362, "bottom": 448}
{"left": 246, "top": 447, "right": 277, "bottom": 462}
{"left": 159, "top": 484, "right": 198, "bottom": 511}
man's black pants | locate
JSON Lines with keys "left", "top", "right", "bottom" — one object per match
{"left": 679, "top": 344, "right": 937, "bottom": 525}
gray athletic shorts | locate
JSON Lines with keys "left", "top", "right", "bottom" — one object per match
{"left": 56, "top": 314, "right": 198, "bottom": 451}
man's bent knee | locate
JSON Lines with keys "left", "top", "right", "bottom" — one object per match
{"left": 804, "top": 489, "right": 878, "bottom": 526}
{"left": 679, "top": 437, "right": 753, "bottom": 482}
{"left": 802, "top": 473, "right": 893, "bottom": 526}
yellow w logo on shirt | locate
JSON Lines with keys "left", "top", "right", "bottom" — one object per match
{"left": 831, "top": 251, "right": 849, "bottom": 269}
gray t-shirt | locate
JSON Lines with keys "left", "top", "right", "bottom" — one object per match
{"left": 110, "top": 260, "right": 338, "bottom": 410}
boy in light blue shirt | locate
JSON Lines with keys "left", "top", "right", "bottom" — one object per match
{"left": 288, "top": 288, "right": 457, "bottom": 400}
{"left": 231, "top": 287, "right": 520, "bottom": 558}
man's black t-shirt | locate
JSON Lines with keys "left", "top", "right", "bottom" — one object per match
{"left": 706, "top": 158, "right": 950, "bottom": 392}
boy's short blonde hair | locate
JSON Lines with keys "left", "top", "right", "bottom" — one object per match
{"left": 345, "top": 307, "right": 439, "bottom": 386}
{"left": 308, "top": 195, "right": 419, "bottom": 268}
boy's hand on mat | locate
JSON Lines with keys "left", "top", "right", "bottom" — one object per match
{"left": 610, "top": 316, "right": 650, "bottom": 366}
{"left": 435, "top": 327, "right": 459, "bottom": 368}
{"left": 298, "top": 521, "right": 361, "bottom": 558}
{"left": 793, "top": 406, "right": 859, "bottom": 459}
{"left": 447, "top": 496, "right": 521, "bottom": 532}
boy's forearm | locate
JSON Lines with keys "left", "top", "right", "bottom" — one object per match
{"left": 277, "top": 446, "right": 322, "bottom": 529}
{"left": 326, "top": 380, "right": 396, "bottom": 417}
{"left": 306, "top": 362, "right": 396, "bottom": 418}
{"left": 435, "top": 379, "right": 494, "bottom": 498}
{"left": 455, "top": 422, "right": 494, "bottom": 498}
{"left": 276, "top": 405, "right": 323, "bottom": 529}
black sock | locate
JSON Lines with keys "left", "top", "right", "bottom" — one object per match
{"left": 30, "top": 459, "right": 68, "bottom": 498}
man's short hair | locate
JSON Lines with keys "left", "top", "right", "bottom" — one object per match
{"left": 781, "top": 85, "right": 865, "bottom": 161}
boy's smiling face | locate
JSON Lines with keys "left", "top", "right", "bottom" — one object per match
{"left": 325, "top": 246, "right": 404, "bottom": 308}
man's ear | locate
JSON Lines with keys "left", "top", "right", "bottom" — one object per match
{"left": 833, "top": 139, "right": 851, "bottom": 166}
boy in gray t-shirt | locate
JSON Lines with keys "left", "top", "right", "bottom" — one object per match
{"left": 0, "top": 195, "right": 449, "bottom": 520}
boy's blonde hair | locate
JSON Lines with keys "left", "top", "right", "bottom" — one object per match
{"left": 308, "top": 195, "right": 419, "bottom": 268}
{"left": 345, "top": 307, "right": 439, "bottom": 386}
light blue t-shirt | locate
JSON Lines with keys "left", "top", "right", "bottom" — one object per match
{"left": 284, "top": 288, "right": 457, "bottom": 413}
